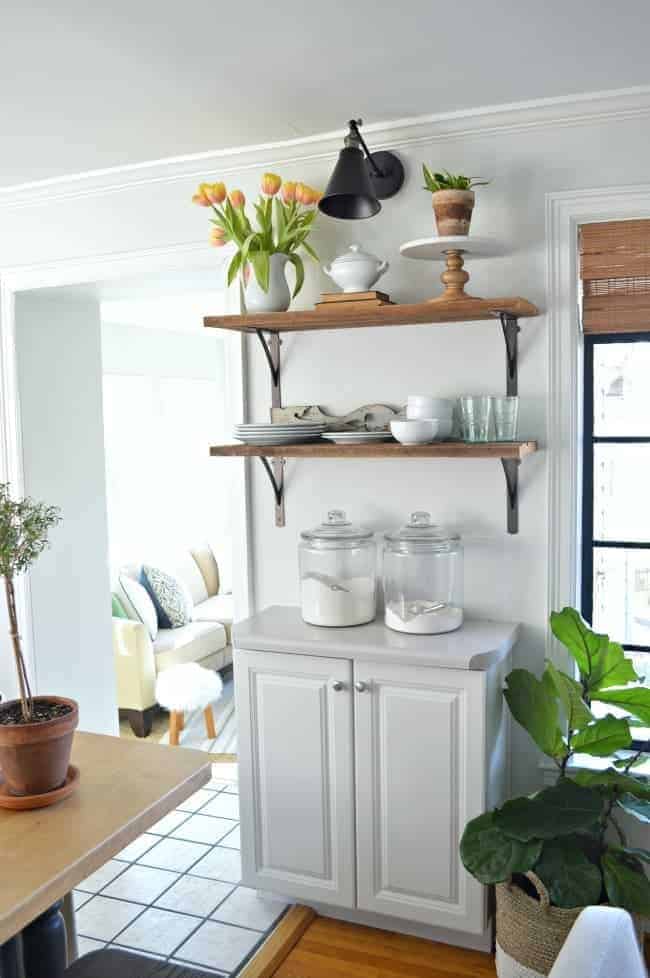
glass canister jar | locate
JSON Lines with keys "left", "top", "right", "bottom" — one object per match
{"left": 299, "top": 510, "right": 377, "bottom": 627}
{"left": 383, "top": 511, "right": 463, "bottom": 634}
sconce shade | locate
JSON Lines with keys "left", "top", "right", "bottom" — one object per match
{"left": 318, "top": 146, "right": 381, "bottom": 220}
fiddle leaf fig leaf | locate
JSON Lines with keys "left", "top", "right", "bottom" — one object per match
{"left": 589, "top": 643, "right": 639, "bottom": 692}
{"left": 493, "top": 780, "right": 603, "bottom": 842}
{"left": 592, "top": 686, "right": 650, "bottom": 725}
{"left": 613, "top": 755, "right": 648, "bottom": 770}
{"left": 602, "top": 848, "right": 650, "bottom": 915}
{"left": 550, "top": 607, "right": 607, "bottom": 680}
{"left": 618, "top": 793, "right": 650, "bottom": 823}
{"left": 504, "top": 669, "right": 566, "bottom": 760}
{"left": 534, "top": 838, "right": 602, "bottom": 909}
{"left": 570, "top": 768, "right": 650, "bottom": 801}
{"left": 460, "top": 812, "right": 542, "bottom": 884}
{"left": 570, "top": 715, "right": 632, "bottom": 756}
{"left": 542, "top": 661, "right": 593, "bottom": 731}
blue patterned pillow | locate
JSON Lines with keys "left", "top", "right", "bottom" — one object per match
{"left": 141, "top": 565, "right": 193, "bottom": 629}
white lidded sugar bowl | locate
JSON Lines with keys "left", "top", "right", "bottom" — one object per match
{"left": 299, "top": 510, "right": 377, "bottom": 627}
{"left": 383, "top": 512, "right": 463, "bottom": 635}
{"left": 323, "top": 244, "right": 389, "bottom": 293}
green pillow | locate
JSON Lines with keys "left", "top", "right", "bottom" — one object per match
{"left": 112, "top": 594, "right": 129, "bottom": 619}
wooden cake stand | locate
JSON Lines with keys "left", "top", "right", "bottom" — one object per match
{"left": 400, "top": 235, "right": 503, "bottom": 303}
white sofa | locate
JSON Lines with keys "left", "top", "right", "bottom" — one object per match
{"left": 113, "top": 546, "right": 233, "bottom": 736}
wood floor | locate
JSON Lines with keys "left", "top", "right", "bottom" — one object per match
{"left": 243, "top": 910, "right": 497, "bottom": 978}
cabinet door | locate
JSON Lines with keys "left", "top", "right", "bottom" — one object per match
{"left": 354, "top": 661, "right": 486, "bottom": 933}
{"left": 235, "top": 649, "right": 355, "bottom": 907}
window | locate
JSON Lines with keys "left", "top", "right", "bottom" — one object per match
{"left": 582, "top": 332, "right": 650, "bottom": 747}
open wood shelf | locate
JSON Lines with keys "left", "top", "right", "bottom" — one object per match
{"left": 210, "top": 440, "right": 537, "bottom": 459}
{"left": 204, "top": 296, "right": 539, "bottom": 333}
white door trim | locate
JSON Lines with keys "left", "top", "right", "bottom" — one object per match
{"left": 0, "top": 240, "right": 253, "bottom": 694}
{"left": 545, "top": 183, "right": 650, "bottom": 670}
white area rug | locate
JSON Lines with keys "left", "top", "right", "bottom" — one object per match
{"left": 158, "top": 671, "right": 237, "bottom": 754}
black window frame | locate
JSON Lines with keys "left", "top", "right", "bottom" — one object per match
{"left": 581, "top": 330, "right": 649, "bottom": 751}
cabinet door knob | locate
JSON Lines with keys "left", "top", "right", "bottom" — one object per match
{"left": 331, "top": 680, "right": 345, "bottom": 692}
{"left": 354, "top": 681, "right": 368, "bottom": 693}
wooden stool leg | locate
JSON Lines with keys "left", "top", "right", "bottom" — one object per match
{"left": 169, "top": 711, "right": 182, "bottom": 746}
{"left": 204, "top": 705, "right": 217, "bottom": 740}
{"left": 178, "top": 713, "right": 185, "bottom": 731}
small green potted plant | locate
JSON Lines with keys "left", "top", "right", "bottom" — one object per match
{"left": 0, "top": 483, "right": 78, "bottom": 798}
{"left": 460, "top": 607, "right": 649, "bottom": 977}
{"left": 192, "top": 172, "right": 322, "bottom": 313}
{"left": 421, "top": 166, "right": 490, "bottom": 236}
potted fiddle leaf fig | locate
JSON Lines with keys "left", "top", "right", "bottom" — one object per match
{"left": 421, "top": 166, "right": 490, "bottom": 236}
{"left": 460, "top": 607, "right": 649, "bottom": 978}
{"left": 0, "top": 483, "right": 78, "bottom": 798}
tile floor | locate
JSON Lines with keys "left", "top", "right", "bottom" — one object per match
{"left": 73, "top": 765, "right": 290, "bottom": 975}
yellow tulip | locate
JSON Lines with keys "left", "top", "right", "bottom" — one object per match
{"left": 209, "top": 227, "right": 227, "bottom": 247}
{"left": 192, "top": 184, "right": 211, "bottom": 206}
{"left": 261, "top": 172, "right": 282, "bottom": 196}
{"left": 229, "top": 189, "right": 245, "bottom": 209}
{"left": 281, "top": 181, "right": 296, "bottom": 203}
{"left": 205, "top": 182, "right": 226, "bottom": 205}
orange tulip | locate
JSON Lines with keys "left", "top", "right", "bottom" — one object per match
{"left": 209, "top": 226, "right": 227, "bottom": 247}
{"left": 294, "top": 182, "right": 307, "bottom": 205}
{"left": 192, "top": 183, "right": 211, "bottom": 206}
{"left": 281, "top": 181, "right": 296, "bottom": 203}
{"left": 229, "top": 189, "right": 245, "bottom": 209}
{"left": 261, "top": 172, "right": 282, "bottom": 196}
{"left": 205, "top": 182, "right": 226, "bottom": 205}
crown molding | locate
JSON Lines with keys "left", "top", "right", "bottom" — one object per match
{"left": 2, "top": 86, "right": 650, "bottom": 210}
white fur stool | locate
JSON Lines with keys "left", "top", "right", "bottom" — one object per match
{"left": 155, "top": 663, "right": 223, "bottom": 746}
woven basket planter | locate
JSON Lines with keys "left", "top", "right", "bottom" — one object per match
{"left": 495, "top": 871, "right": 643, "bottom": 978}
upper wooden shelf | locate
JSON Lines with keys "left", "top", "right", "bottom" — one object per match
{"left": 203, "top": 296, "right": 539, "bottom": 334}
{"left": 210, "top": 440, "right": 537, "bottom": 460}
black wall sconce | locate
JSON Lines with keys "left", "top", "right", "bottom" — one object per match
{"left": 318, "top": 119, "right": 405, "bottom": 220}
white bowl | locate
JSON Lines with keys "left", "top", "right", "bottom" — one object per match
{"left": 407, "top": 396, "right": 454, "bottom": 420}
{"left": 390, "top": 419, "right": 440, "bottom": 444}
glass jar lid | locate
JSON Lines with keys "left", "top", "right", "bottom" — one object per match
{"left": 384, "top": 511, "right": 460, "bottom": 553}
{"left": 301, "top": 509, "right": 374, "bottom": 543}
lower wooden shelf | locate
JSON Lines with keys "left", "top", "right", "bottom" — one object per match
{"left": 210, "top": 440, "right": 538, "bottom": 533}
{"left": 209, "top": 440, "right": 537, "bottom": 459}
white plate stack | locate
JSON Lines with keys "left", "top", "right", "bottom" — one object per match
{"left": 234, "top": 422, "right": 326, "bottom": 445}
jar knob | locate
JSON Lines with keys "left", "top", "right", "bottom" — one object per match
{"left": 327, "top": 509, "right": 347, "bottom": 524}
{"left": 409, "top": 511, "right": 432, "bottom": 526}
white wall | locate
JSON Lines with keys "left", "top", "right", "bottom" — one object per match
{"left": 2, "top": 93, "right": 650, "bottom": 789}
{"left": 14, "top": 291, "right": 117, "bottom": 734}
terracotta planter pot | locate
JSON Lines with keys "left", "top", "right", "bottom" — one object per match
{"left": 0, "top": 696, "right": 78, "bottom": 796}
{"left": 431, "top": 189, "right": 475, "bottom": 236}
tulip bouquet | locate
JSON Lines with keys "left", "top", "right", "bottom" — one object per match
{"left": 192, "top": 173, "right": 322, "bottom": 298}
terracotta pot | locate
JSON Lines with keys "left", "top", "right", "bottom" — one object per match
{"left": 431, "top": 189, "right": 475, "bottom": 236}
{"left": 0, "top": 696, "right": 78, "bottom": 796}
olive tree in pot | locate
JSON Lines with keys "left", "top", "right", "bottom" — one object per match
{"left": 460, "top": 607, "right": 650, "bottom": 978}
{"left": 0, "top": 483, "right": 78, "bottom": 796}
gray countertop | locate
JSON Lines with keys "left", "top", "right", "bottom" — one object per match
{"left": 233, "top": 605, "right": 519, "bottom": 671}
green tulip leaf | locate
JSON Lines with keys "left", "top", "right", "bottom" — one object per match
{"left": 542, "top": 660, "right": 593, "bottom": 731}
{"left": 571, "top": 715, "right": 632, "bottom": 756}
{"left": 227, "top": 251, "right": 242, "bottom": 287}
{"left": 286, "top": 252, "right": 305, "bottom": 299}
{"left": 534, "top": 838, "right": 602, "bottom": 908}
{"left": 460, "top": 812, "right": 542, "bottom": 884}
{"left": 493, "top": 780, "right": 603, "bottom": 841}
{"left": 592, "top": 686, "right": 650, "bottom": 724}
{"left": 602, "top": 848, "right": 650, "bottom": 915}
{"left": 504, "top": 669, "right": 566, "bottom": 759}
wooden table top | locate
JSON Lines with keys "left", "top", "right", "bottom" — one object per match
{"left": 0, "top": 731, "right": 211, "bottom": 944}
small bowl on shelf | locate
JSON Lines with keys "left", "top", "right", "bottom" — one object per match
{"left": 390, "top": 419, "right": 440, "bottom": 445}
{"left": 407, "top": 396, "right": 454, "bottom": 421}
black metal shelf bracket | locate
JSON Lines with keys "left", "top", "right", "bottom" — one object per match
{"left": 255, "top": 330, "right": 282, "bottom": 405}
{"left": 501, "top": 458, "right": 521, "bottom": 534}
{"left": 499, "top": 313, "right": 520, "bottom": 396}
{"left": 259, "top": 456, "right": 286, "bottom": 527}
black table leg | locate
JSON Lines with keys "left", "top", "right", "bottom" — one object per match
{"left": 0, "top": 935, "right": 22, "bottom": 978}
{"left": 22, "top": 902, "right": 67, "bottom": 978}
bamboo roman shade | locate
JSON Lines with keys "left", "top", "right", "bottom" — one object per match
{"left": 580, "top": 219, "right": 650, "bottom": 333}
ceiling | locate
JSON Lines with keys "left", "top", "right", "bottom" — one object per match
{"left": 3, "top": 0, "right": 650, "bottom": 187}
